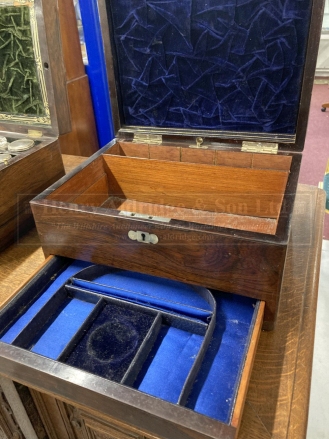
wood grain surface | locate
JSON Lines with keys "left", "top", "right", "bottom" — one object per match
{"left": 114, "top": 143, "right": 292, "bottom": 172}
{"left": 0, "top": 153, "right": 325, "bottom": 438}
{"left": 103, "top": 155, "right": 289, "bottom": 218}
{"left": 100, "top": 197, "right": 278, "bottom": 234}
{"left": 30, "top": 200, "right": 285, "bottom": 325}
{"left": 42, "top": 0, "right": 99, "bottom": 156}
{"left": 0, "top": 141, "right": 65, "bottom": 251}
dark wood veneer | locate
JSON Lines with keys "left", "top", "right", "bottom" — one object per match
{"left": 31, "top": 143, "right": 298, "bottom": 328}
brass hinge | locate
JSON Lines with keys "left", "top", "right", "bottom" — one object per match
{"left": 133, "top": 133, "right": 162, "bottom": 145}
{"left": 189, "top": 137, "right": 208, "bottom": 149}
{"left": 242, "top": 141, "right": 278, "bottom": 154}
{"left": 28, "top": 130, "right": 43, "bottom": 139}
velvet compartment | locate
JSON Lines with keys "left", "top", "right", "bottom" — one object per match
{"left": 0, "top": 259, "right": 258, "bottom": 424}
{"left": 106, "top": 0, "right": 312, "bottom": 134}
{"left": 64, "top": 302, "right": 157, "bottom": 382}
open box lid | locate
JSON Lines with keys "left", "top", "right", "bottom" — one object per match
{"left": 0, "top": 0, "right": 71, "bottom": 138}
{"left": 98, "top": 0, "right": 323, "bottom": 152}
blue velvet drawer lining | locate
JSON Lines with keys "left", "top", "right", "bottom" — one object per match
{"left": 186, "top": 294, "right": 257, "bottom": 423}
{"left": 63, "top": 301, "right": 158, "bottom": 383}
{"left": 0, "top": 260, "right": 91, "bottom": 344}
{"left": 70, "top": 278, "right": 212, "bottom": 320}
{"left": 31, "top": 298, "right": 97, "bottom": 360}
{"left": 0, "top": 258, "right": 258, "bottom": 425}
{"left": 70, "top": 265, "right": 212, "bottom": 320}
{"left": 136, "top": 325, "right": 204, "bottom": 404}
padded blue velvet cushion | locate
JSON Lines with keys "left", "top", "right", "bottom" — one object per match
{"left": 186, "top": 293, "right": 256, "bottom": 423}
{"left": 136, "top": 326, "right": 204, "bottom": 403}
{"left": 72, "top": 270, "right": 212, "bottom": 319}
{"left": 108, "top": 0, "right": 311, "bottom": 134}
{"left": 1, "top": 261, "right": 90, "bottom": 344}
{"left": 31, "top": 298, "right": 96, "bottom": 360}
{"left": 132, "top": 291, "right": 255, "bottom": 422}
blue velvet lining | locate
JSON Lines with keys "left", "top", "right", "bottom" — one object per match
{"left": 1, "top": 259, "right": 258, "bottom": 425}
{"left": 31, "top": 298, "right": 96, "bottom": 360}
{"left": 108, "top": 0, "right": 312, "bottom": 134}
{"left": 65, "top": 302, "right": 156, "bottom": 382}
{"left": 136, "top": 326, "right": 204, "bottom": 403}
{"left": 186, "top": 293, "right": 256, "bottom": 423}
{"left": 1, "top": 261, "right": 91, "bottom": 344}
{"left": 71, "top": 275, "right": 212, "bottom": 320}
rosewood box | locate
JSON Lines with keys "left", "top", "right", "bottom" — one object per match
{"left": 0, "top": 0, "right": 71, "bottom": 250}
{"left": 0, "top": 256, "right": 264, "bottom": 439}
{"left": 31, "top": 0, "right": 324, "bottom": 329}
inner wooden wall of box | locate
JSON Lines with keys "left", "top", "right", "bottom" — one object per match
{"left": 31, "top": 140, "right": 301, "bottom": 330}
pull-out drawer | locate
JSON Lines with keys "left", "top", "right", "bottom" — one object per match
{"left": 0, "top": 256, "right": 264, "bottom": 439}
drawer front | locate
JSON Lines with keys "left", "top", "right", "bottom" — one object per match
{"left": 32, "top": 205, "right": 286, "bottom": 326}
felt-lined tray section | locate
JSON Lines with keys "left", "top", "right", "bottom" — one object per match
{"left": 59, "top": 297, "right": 160, "bottom": 383}
{"left": 0, "top": 259, "right": 92, "bottom": 344}
{"left": 67, "top": 265, "right": 217, "bottom": 404}
{"left": 68, "top": 264, "right": 214, "bottom": 321}
{"left": 0, "top": 257, "right": 262, "bottom": 425}
{"left": 1, "top": 262, "right": 216, "bottom": 403}
{"left": 8, "top": 286, "right": 100, "bottom": 359}
{"left": 65, "top": 286, "right": 216, "bottom": 404}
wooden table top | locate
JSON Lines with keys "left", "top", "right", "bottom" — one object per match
{"left": 0, "top": 154, "right": 325, "bottom": 439}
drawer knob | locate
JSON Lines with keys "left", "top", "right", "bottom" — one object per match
{"left": 128, "top": 231, "right": 158, "bottom": 244}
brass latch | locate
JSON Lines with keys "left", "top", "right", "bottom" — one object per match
{"left": 133, "top": 133, "right": 162, "bottom": 145}
{"left": 241, "top": 141, "right": 278, "bottom": 154}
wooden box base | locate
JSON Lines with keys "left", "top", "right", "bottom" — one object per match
{"left": 31, "top": 141, "right": 301, "bottom": 328}
{"left": 0, "top": 135, "right": 64, "bottom": 251}
{"left": 0, "top": 256, "right": 264, "bottom": 439}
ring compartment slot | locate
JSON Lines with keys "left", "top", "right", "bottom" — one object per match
{"left": 61, "top": 298, "right": 159, "bottom": 383}
{"left": 0, "top": 259, "right": 92, "bottom": 344}
{"left": 10, "top": 286, "right": 100, "bottom": 359}
{"left": 65, "top": 284, "right": 209, "bottom": 335}
{"left": 186, "top": 294, "right": 260, "bottom": 423}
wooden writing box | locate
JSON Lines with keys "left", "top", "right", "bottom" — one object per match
{"left": 0, "top": 0, "right": 94, "bottom": 250}
{"left": 0, "top": 256, "right": 264, "bottom": 439}
{"left": 31, "top": 0, "right": 323, "bottom": 329}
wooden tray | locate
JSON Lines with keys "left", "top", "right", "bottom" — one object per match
{"left": 0, "top": 256, "right": 264, "bottom": 439}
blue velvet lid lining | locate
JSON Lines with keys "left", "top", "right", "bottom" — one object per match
{"left": 108, "top": 0, "right": 312, "bottom": 135}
